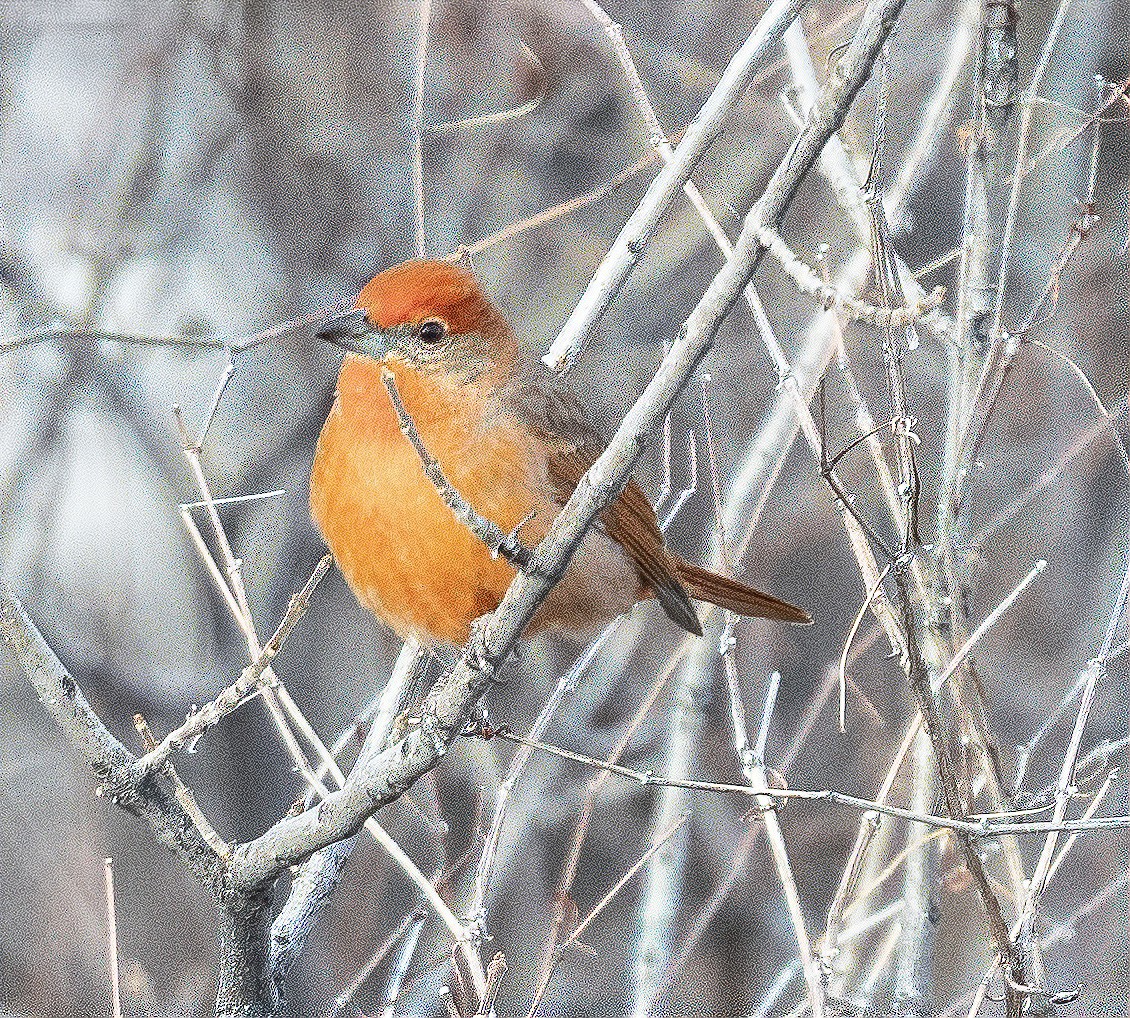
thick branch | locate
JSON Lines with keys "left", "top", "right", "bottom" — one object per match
{"left": 216, "top": 892, "right": 277, "bottom": 1018}
{"left": 0, "top": 583, "right": 225, "bottom": 889}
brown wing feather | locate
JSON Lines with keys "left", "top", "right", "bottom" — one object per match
{"left": 507, "top": 363, "right": 703, "bottom": 635}
{"left": 504, "top": 361, "right": 809, "bottom": 632}
{"left": 546, "top": 446, "right": 703, "bottom": 635}
{"left": 675, "top": 561, "right": 812, "bottom": 624}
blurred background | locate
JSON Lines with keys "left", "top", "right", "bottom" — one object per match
{"left": 0, "top": 0, "right": 1128, "bottom": 1014}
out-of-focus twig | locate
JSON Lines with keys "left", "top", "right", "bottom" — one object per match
{"left": 430, "top": 40, "right": 546, "bottom": 132}
{"left": 991, "top": 0, "right": 1076, "bottom": 337}
{"left": 411, "top": 0, "right": 432, "bottom": 259}
{"left": 527, "top": 813, "right": 690, "bottom": 1017}
{"left": 330, "top": 908, "right": 425, "bottom": 1018}
{"left": 449, "top": 148, "right": 662, "bottom": 262}
{"left": 103, "top": 858, "right": 123, "bottom": 1018}
{"left": 0, "top": 310, "right": 330, "bottom": 353}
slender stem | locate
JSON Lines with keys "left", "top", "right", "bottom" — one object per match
{"left": 411, "top": 0, "right": 433, "bottom": 259}
{"left": 381, "top": 368, "right": 531, "bottom": 567}
{"left": 991, "top": 0, "right": 1076, "bottom": 336}
{"left": 104, "top": 859, "right": 123, "bottom": 1018}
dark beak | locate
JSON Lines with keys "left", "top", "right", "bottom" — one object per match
{"left": 315, "top": 309, "right": 390, "bottom": 359}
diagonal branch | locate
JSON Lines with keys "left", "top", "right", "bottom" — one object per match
{"left": 0, "top": 584, "right": 225, "bottom": 888}
{"left": 544, "top": 0, "right": 808, "bottom": 372}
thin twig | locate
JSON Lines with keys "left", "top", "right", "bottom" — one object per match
{"left": 381, "top": 367, "right": 531, "bottom": 568}
{"left": 181, "top": 489, "right": 285, "bottom": 510}
{"left": 430, "top": 41, "right": 546, "bottom": 132}
{"left": 0, "top": 309, "right": 330, "bottom": 354}
{"left": 104, "top": 858, "right": 123, "bottom": 1018}
{"left": 197, "top": 354, "right": 235, "bottom": 449}
{"left": 411, "top": 0, "right": 433, "bottom": 259}
{"left": 134, "top": 713, "right": 230, "bottom": 858}
{"left": 527, "top": 813, "right": 690, "bottom": 1016}
{"left": 476, "top": 953, "right": 508, "bottom": 1018}
{"left": 744, "top": 673, "right": 826, "bottom": 1017}
{"left": 475, "top": 729, "right": 1130, "bottom": 838}
{"left": 448, "top": 148, "right": 662, "bottom": 262}
{"left": 755, "top": 221, "right": 946, "bottom": 326}
{"left": 137, "top": 555, "right": 332, "bottom": 773}
{"left": 838, "top": 564, "right": 892, "bottom": 732}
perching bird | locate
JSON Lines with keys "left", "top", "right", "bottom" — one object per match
{"left": 310, "top": 260, "right": 810, "bottom": 646}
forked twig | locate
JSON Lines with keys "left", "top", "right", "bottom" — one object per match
{"left": 136, "top": 555, "right": 332, "bottom": 774}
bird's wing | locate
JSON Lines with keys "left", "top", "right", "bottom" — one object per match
{"left": 506, "top": 363, "right": 703, "bottom": 634}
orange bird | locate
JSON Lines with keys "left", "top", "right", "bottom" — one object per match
{"left": 310, "top": 260, "right": 810, "bottom": 646}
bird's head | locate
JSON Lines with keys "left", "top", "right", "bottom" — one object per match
{"left": 316, "top": 260, "right": 519, "bottom": 384}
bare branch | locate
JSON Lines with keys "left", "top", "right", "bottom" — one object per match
{"left": 544, "top": 0, "right": 808, "bottom": 371}
{"left": 411, "top": 0, "right": 433, "bottom": 259}
{"left": 0, "top": 584, "right": 225, "bottom": 883}
{"left": 0, "top": 310, "right": 331, "bottom": 354}
{"left": 104, "top": 858, "right": 123, "bottom": 1018}
{"left": 477, "top": 728, "right": 1130, "bottom": 838}
{"left": 137, "top": 555, "right": 332, "bottom": 775}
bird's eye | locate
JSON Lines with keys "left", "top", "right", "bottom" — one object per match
{"left": 418, "top": 318, "right": 448, "bottom": 344}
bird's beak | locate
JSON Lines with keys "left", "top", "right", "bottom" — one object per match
{"left": 315, "top": 309, "right": 391, "bottom": 360}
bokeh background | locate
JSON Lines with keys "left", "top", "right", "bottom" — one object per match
{"left": 1, "top": 0, "right": 1128, "bottom": 1014}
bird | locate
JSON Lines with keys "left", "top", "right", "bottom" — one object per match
{"left": 310, "top": 259, "right": 810, "bottom": 646}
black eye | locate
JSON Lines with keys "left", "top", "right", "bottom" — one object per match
{"left": 418, "top": 318, "right": 448, "bottom": 344}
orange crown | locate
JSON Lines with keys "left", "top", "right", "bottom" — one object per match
{"left": 356, "top": 260, "right": 505, "bottom": 337}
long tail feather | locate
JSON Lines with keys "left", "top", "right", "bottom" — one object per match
{"left": 675, "top": 561, "right": 812, "bottom": 625}
{"left": 653, "top": 574, "right": 704, "bottom": 636}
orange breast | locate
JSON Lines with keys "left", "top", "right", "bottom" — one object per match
{"left": 310, "top": 357, "right": 554, "bottom": 645}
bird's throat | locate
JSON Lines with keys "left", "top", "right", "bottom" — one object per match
{"left": 334, "top": 355, "right": 445, "bottom": 443}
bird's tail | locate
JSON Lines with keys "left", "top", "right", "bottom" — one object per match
{"left": 675, "top": 561, "right": 812, "bottom": 625}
